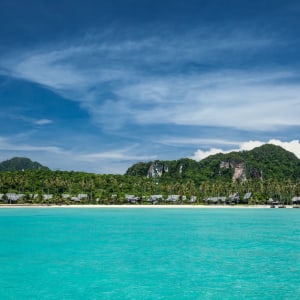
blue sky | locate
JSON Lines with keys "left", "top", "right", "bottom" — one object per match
{"left": 1, "top": 0, "right": 300, "bottom": 173}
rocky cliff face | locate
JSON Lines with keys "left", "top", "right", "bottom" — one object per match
{"left": 220, "top": 161, "right": 247, "bottom": 181}
{"left": 127, "top": 144, "right": 300, "bottom": 183}
{"left": 147, "top": 163, "right": 168, "bottom": 177}
{"left": 148, "top": 160, "right": 247, "bottom": 181}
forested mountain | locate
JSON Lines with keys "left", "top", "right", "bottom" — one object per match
{"left": 0, "top": 157, "right": 49, "bottom": 171}
{"left": 126, "top": 144, "right": 300, "bottom": 183}
{"left": 1, "top": 145, "right": 300, "bottom": 204}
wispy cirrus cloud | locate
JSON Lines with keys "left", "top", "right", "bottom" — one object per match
{"left": 0, "top": 136, "right": 63, "bottom": 153}
{"left": 0, "top": 135, "right": 155, "bottom": 173}
{"left": 1, "top": 3, "right": 300, "bottom": 175}
{"left": 158, "top": 137, "right": 241, "bottom": 147}
{"left": 113, "top": 71, "right": 300, "bottom": 130}
{"left": 80, "top": 151, "right": 156, "bottom": 162}
{"left": 1, "top": 29, "right": 275, "bottom": 87}
{"left": 1, "top": 29, "right": 294, "bottom": 133}
{"left": 7, "top": 114, "right": 53, "bottom": 126}
{"left": 34, "top": 119, "right": 53, "bottom": 125}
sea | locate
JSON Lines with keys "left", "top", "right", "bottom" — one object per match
{"left": 0, "top": 207, "right": 300, "bottom": 299}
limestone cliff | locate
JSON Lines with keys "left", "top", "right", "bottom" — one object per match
{"left": 147, "top": 163, "right": 168, "bottom": 177}
{"left": 220, "top": 161, "right": 247, "bottom": 182}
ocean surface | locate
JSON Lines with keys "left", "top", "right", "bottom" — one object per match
{"left": 0, "top": 208, "right": 300, "bottom": 299}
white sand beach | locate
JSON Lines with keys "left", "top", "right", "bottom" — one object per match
{"left": 0, "top": 204, "right": 294, "bottom": 208}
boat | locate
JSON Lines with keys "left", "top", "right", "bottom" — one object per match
{"left": 278, "top": 204, "right": 286, "bottom": 208}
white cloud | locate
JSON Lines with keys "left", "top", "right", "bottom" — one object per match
{"left": 1, "top": 30, "right": 296, "bottom": 132}
{"left": 0, "top": 136, "right": 155, "bottom": 173}
{"left": 117, "top": 71, "right": 300, "bottom": 131}
{"left": 0, "top": 136, "right": 62, "bottom": 153}
{"left": 81, "top": 150, "right": 157, "bottom": 161}
{"left": 158, "top": 137, "right": 240, "bottom": 147}
{"left": 192, "top": 148, "right": 229, "bottom": 160}
{"left": 8, "top": 115, "right": 53, "bottom": 126}
{"left": 80, "top": 149, "right": 156, "bottom": 162}
{"left": 191, "top": 139, "right": 300, "bottom": 161}
{"left": 1, "top": 27, "right": 299, "bottom": 174}
{"left": 34, "top": 119, "right": 53, "bottom": 125}
{"left": 266, "top": 139, "right": 300, "bottom": 158}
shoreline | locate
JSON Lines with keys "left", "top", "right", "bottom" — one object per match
{"left": 0, "top": 204, "right": 295, "bottom": 209}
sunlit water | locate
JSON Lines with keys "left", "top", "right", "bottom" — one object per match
{"left": 1, "top": 208, "right": 300, "bottom": 299}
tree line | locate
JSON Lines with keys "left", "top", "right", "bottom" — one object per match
{"left": 1, "top": 170, "right": 300, "bottom": 205}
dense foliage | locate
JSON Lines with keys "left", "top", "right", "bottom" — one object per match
{"left": 127, "top": 144, "right": 300, "bottom": 183}
{"left": 1, "top": 145, "right": 300, "bottom": 205}
{"left": 0, "top": 157, "right": 49, "bottom": 171}
{"left": 0, "top": 169, "right": 300, "bottom": 205}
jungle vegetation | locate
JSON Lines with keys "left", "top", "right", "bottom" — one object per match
{"left": 1, "top": 144, "right": 300, "bottom": 205}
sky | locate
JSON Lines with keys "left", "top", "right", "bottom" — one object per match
{"left": 1, "top": 0, "right": 300, "bottom": 173}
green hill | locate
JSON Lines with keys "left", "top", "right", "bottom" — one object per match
{"left": 0, "top": 157, "right": 49, "bottom": 171}
{"left": 0, "top": 145, "right": 299, "bottom": 204}
{"left": 126, "top": 144, "right": 300, "bottom": 183}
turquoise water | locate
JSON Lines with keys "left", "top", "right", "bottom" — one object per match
{"left": 1, "top": 208, "right": 300, "bottom": 299}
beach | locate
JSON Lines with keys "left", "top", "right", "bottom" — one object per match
{"left": 0, "top": 204, "right": 293, "bottom": 208}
